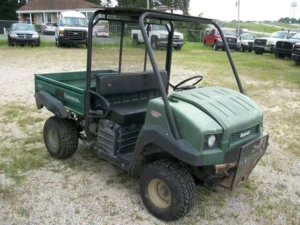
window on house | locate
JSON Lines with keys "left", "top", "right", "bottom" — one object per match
{"left": 47, "top": 13, "right": 52, "bottom": 23}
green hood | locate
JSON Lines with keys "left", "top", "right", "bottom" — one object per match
{"left": 171, "top": 87, "right": 263, "bottom": 149}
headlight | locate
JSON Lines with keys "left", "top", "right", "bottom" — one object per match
{"left": 207, "top": 135, "right": 216, "bottom": 148}
{"left": 217, "top": 37, "right": 222, "bottom": 42}
{"left": 9, "top": 33, "right": 18, "bottom": 38}
{"left": 59, "top": 30, "right": 64, "bottom": 36}
{"left": 32, "top": 33, "right": 39, "bottom": 38}
{"left": 160, "top": 34, "right": 168, "bottom": 38}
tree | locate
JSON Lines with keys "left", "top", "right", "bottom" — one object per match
{"left": 0, "top": 0, "right": 19, "bottom": 20}
{"left": 85, "top": 0, "right": 101, "bottom": 4}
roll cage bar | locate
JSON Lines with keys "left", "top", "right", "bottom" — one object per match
{"left": 85, "top": 7, "right": 244, "bottom": 142}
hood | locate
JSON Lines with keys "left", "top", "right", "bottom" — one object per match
{"left": 171, "top": 87, "right": 263, "bottom": 141}
{"left": 159, "top": 30, "right": 183, "bottom": 37}
{"left": 286, "top": 38, "right": 300, "bottom": 44}
{"left": 225, "top": 35, "right": 237, "bottom": 38}
{"left": 12, "top": 30, "right": 36, "bottom": 34}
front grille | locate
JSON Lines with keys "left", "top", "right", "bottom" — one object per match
{"left": 229, "top": 125, "right": 259, "bottom": 147}
{"left": 17, "top": 34, "right": 33, "bottom": 38}
{"left": 276, "top": 41, "right": 293, "bottom": 50}
{"left": 254, "top": 39, "right": 267, "bottom": 46}
{"left": 65, "top": 30, "right": 86, "bottom": 39}
{"left": 226, "top": 37, "right": 237, "bottom": 43}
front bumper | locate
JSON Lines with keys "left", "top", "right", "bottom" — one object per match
{"left": 9, "top": 37, "right": 40, "bottom": 46}
{"left": 292, "top": 53, "right": 300, "bottom": 61}
{"left": 218, "top": 134, "right": 269, "bottom": 189}
{"left": 58, "top": 36, "right": 87, "bottom": 45}
{"left": 216, "top": 41, "right": 237, "bottom": 49}
{"left": 253, "top": 45, "right": 273, "bottom": 53}
{"left": 157, "top": 38, "right": 184, "bottom": 47}
{"left": 274, "top": 48, "right": 292, "bottom": 56}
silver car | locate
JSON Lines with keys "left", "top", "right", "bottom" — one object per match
{"left": 8, "top": 23, "right": 40, "bottom": 46}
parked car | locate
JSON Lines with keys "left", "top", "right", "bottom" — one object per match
{"left": 252, "top": 31, "right": 296, "bottom": 55}
{"left": 7, "top": 23, "right": 40, "bottom": 46}
{"left": 55, "top": 11, "right": 88, "bottom": 47}
{"left": 43, "top": 22, "right": 57, "bottom": 34}
{"left": 292, "top": 43, "right": 300, "bottom": 65}
{"left": 237, "top": 33, "right": 256, "bottom": 52}
{"left": 131, "top": 24, "right": 184, "bottom": 50}
{"left": 203, "top": 28, "right": 237, "bottom": 50}
{"left": 274, "top": 32, "right": 300, "bottom": 58}
{"left": 93, "top": 20, "right": 109, "bottom": 37}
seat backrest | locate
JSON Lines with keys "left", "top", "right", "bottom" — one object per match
{"left": 95, "top": 70, "right": 168, "bottom": 104}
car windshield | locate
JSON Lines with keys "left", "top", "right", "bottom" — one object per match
{"left": 241, "top": 34, "right": 255, "bottom": 40}
{"left": 290, "top": 32, "right": 300, "bottom": 40}
{"left": 222, "top": 30, "right": 236, "bottom": 36}
{"left": 152, "top": 24, "right": 170, "bottom": 31}
{"left": 11, "top": 24, "right": 35, "bottom": 31}
{"left": 61, "top": 17, "right": 87, "bottom": 27}
{"left": 270, "top": 31, "right": 288, "bottom": 39}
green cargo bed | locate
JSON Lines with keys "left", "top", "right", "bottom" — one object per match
{"left": 34, "top": 70, "right": 116, "bottom": 116}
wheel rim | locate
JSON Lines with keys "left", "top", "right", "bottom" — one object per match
{"left": 148, "top": 179, "right": 171, "bottom": 209}
{"left": 152, "top": 40, "right": 157, "bottom": 49}
{"left": 47, "top": 128, "right": 59, "bottom": 152}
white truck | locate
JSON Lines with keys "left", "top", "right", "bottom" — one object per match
{"left": 131, "top": 24, "right": 184, "bottom": 50}
{"left": 55, "top": 11, "right": 88, "bottom": 47}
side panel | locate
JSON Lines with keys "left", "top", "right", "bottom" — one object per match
{"left": 35, "top": 76, "right": 85, "bottom": 116}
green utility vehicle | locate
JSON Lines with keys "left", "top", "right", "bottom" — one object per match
{"left": 34, "top": 8, "right": 269, "bottom": 221}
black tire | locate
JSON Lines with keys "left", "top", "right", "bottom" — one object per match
{"left": 151, "top": 37, "right": 158, "bottom": 50}
{"left": 43, "top": 117, "right": 78, "bottom": 159}
{"left": 213, "top": 42, "right": 218, "bottom": 51}
{"left": 132, "top": 35, "right": 139, "bottom": 45}
{"left": 255, "top": 50, "right": 263, "bottom": 55}
{"left": 248, "top": 49, "right": 252, "bottom": 53}
{"left": 139, "top": 160, "right": 196, "bottom": 221}
{"left": 174, "top": 46, "right": 182, "bottom": 51}
{"left": 278, "top": 53, "right": 284, "bottom": 59}
{"left": 241, "top": 44, "right": 245, "bottom": 52}
{"left": 56, "top": 38, "right": 61, "bottom": 47}
{"left": 295, "top": 60, "right": 300, "bottom": 66}
{"left": 203, "top": 40, "right": 207, "bottom": 45}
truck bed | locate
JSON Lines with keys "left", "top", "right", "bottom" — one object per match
{"left": 35, "top": 70, "right": 115, "bottom": 116}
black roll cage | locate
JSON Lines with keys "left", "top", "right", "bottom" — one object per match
{"left": 85, "top": 7, "right": 244, "bottom": 142}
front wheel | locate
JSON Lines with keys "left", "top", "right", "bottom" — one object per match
{"left": 139, "top": 160, "right": 196, "bottom": 221}
{"left": 174, "top": 46, "right": 182, "bottom": 51}
{"left": 151, "top": 37, "right": 158, "bottom": 50}
{"left": 43, "top": 117, "right": 78, "bottom": 159}
{"left": 295, "top": 60, "right": 300, "bottom": 66}
{"left": 56, "top": 38, "right": 61, "bottom": 47}
{"left": 255, "top": 50, "right": 263, "bottom": 55}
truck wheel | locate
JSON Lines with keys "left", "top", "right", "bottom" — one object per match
{"left": 139, "top": 160, "right": 195, "bottom": 221}
{"left": 255, "top": 50, "right": 263, "bottom": 55}
{"left": 295, "top": 60, "right": 300, "bottom": 65}
{"left": 43, "top": 117, "right": 78, "bottom": 159}
{"left": 56, "top": 39, "right": 61, "bottom": 47}
{"left": 203, "top": 40, "right": 207, "bottom": 45}
{"left": 213, "top": 42, "right": 218, "bottom": 51}
{"left": 240, "top": 45, "right": 245, "bottom": 52}
{"left": 132, "top": 35, "right": 139, "bottom": 45}
{"left": 151, "top": 37, "right": 158, "bottom": 50}
{"left": 174, "top": 46, "right": 182, "bottom": 51}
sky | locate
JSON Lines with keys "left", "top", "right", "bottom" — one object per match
{"left": 110, "top": 0, "right": 300, "bottom": 21}
{"left": 188, "top": 0, "right": 300, "bottom": 21}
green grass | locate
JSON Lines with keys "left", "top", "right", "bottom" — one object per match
{"left": 268, "top": 22, "right": 300, "bottom": 30}
{"left": 224, "top": 22, "right": 280, "bottom": 34}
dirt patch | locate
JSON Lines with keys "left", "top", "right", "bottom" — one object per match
{"left": 0, "top": 46, "right": 299, "bottom": 225}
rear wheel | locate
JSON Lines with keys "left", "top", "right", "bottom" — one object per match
{"left": 213, "top": 42, "right": 218, "bottom": 51}
{"left": 43, "top": 117, "right": 78, "bottom": 159}
{"left": 151, "top": 37, "right": 158, "bottom": 50}
{"left": 139, "top": 160, "right": 196, "bottom": 221}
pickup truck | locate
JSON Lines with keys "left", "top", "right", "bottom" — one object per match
{"left": 274, "top": 32, "right": 300, "bottom": 58}
{"left": 292, "top": 42, "right": 300, "bottom": 65}
{"left": 252, "top": 31, "right": 296, "bottom": 55}
{"left": 203, "top": 28, "right": 237, "bottom": 51}
{"left": 131, "top": 24, "right": 184, "bottom": 50}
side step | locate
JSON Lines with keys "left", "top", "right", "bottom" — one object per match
{"left": 95, "top": 149, "right": 134, "bottom": 171}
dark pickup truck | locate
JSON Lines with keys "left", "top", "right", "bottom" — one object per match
{"left": 274, "top": 32, "right": 300, "bottom": 58}
{"left": 292, "top": 43, "right": 300, "bottom": 65}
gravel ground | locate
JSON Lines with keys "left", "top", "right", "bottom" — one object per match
{"left": 0, "top": 46, "right": 299, "bottom": 225}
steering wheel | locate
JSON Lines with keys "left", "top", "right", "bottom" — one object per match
{"left": 171, "top": 75, "right": 203, "bottom": 91}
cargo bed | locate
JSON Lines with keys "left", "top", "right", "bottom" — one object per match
{"left": 34, "top": 70, "right": 116, "bottom": 116}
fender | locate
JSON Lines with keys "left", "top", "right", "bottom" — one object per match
{"left": 129, "top": 124, "right": 203, "bottom": 176}
{"left": 35, "top": 91, "right": 71, "bottom": 118}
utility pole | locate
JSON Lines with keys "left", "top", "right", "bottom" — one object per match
{"left": 147, "top": 0, "right": 149, "bottom": 9}
{"left": 237, "top": 0, "right": 240, "bottom": 36}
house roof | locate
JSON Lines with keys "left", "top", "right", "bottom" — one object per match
{"left": 17, "top": 0, "right": 100, "bottom": 11}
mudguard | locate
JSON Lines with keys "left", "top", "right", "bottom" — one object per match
{"left": 129, "top": 124, "right": 203, "bottom": 176}
{"left": 35, "top": 91, "right": 71, "bottom": 118}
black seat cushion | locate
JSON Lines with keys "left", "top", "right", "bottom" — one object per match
{"left": 95, "top": 70, "right": 168, "bottom": 125}
{"left": 109, "top": 100, "right": 149, "bottom": 125}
